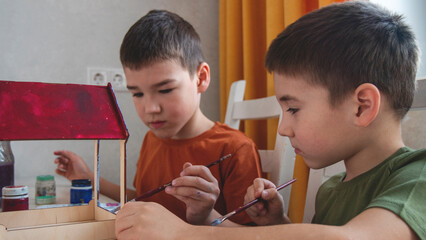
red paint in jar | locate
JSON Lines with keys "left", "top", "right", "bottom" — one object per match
{"left": 1, "top": 185, "right": 29, "bottom": 212}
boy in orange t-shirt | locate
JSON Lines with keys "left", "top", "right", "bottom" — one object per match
{"left": 54, "top": 10, "right": 262, "bottom": 225}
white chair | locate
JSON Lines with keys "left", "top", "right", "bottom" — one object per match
{"left": 402, "top": 77, "right": 426, "bottom": 149}
{"left": 224, "top": 80, "right": 296, "bottom": 213}
{"left": 412, "top": 78, "right": 426, "bottom": 110}
{"left": 303, "top": 78, "right": 426, "bottom": 223}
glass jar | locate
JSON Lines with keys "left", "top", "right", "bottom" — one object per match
{"left": 1, "top": 185, "right": 29, "bottom": 212}
{"left": 36, "top": 175, "right": 56, "bottom": 204}
{"left": 70, "top": 179, "right": 92, "bottom": 204}
{"left": 0, "top": 141, "right": 14, "bottom": 208}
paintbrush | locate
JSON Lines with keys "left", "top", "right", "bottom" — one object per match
{"left": 112, "top": 153, "right": 233, "bottom": 214}
{"left": 210, "top": 178, "right": 297, "bottom": 226}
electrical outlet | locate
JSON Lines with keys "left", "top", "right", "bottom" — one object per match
{"left": 87, "top": 67, "right": 127, "bottom": 92}
{"left": 87, "top": 68, "right": 108, "bottom": 86}
{"left": 109, "top": 68, "right": 127, "bottom": 91}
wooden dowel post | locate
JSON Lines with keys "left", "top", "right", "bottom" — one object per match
{"left": 120, "top": 139, "right": 127, "bottom": 207}
{"left": 94, "top": 140, "right": 100, "bottom": 206}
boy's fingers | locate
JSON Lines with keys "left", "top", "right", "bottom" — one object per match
{"left": 262, "top": 179, "right": 277, "bottom": 189}
{"left": 57, "top": 163, "right": 67, "bottom": 171}
{"left": 168, "top": 177, "right": 219, "bottom": 198}
{"left": 246, "top": 206, "right": 269, "bottom": 220}
{"left": 246, "top": 201, "right": 265, "bottom": 214}
{"left": 53, "top": 150, "right": 63, "bottom": 155}
{"left": 261, "top": 188, "right": 278, "bottom": 201}
{"left": 252, "top": 178, "right": 265, "bottom": 192}
{"left": 166, "top": 183, "right": 218, "bottom": 202}
{"left": 115, "top": 204, "right": 138, "bottom": 236}
{"left": 54, "top": 150, "right": 69, "bottom": 157}
{"left": 55, "top": 157, "right": 69, "bottom": 165}
{"left": 179, "top": 166, "right": 217, "bottom": 183}
{"left": 54, "top": 150, "right": 78, "bottom": 160}
{"left": 55, "top": 168, "right": 66, "bottom": 176}
{"left": 170, "top": 193, "right": 188, "bottom": 203}
{"left": 173, "top": 175, "right": 217, "bottom": 193}
{"left": 166, "top": 179, "right": 220, "bottom": 199}
{"left": 252, "top": 178, "right": 275, "bottom": 198}
{"left": 244, "top": 185, "right": 258, "bottom": 204}
{"left": 182, "top": 162, "right": 192, "bottom": 170}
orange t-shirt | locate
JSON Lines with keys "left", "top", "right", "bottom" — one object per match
{"left": 133, "top": 122, "right": 262, "bottom": 225}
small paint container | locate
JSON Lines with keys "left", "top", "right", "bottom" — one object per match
{"left": 1, "top": 185, "right": 29, "bottom": 212}
{"left": 70, "top": 179, "right": 92, "bottom": 204}
{"left": 35, "top": 175, "right": 56, "bottom": 205}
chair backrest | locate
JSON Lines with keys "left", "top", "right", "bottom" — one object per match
{"left": 303, "top": 78, "right": 426, "bottom": 223}
{"left": 412, "top": 78, "right": 426, "bottom": 110}
{"left": 224, "top": 80, "right": 296, "bottom": 212}
{"left": 402, "top": 77, "right": 426, "bottom": 149}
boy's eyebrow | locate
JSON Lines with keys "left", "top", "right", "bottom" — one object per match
{"left": 126, "top": 85, "right": 138, "bottom": 90}
{"left": 279, "top": 95, "right": 299, "bottom": 102}
{"left": 152, "top": 79, "right": 175, "bottom": 89}
{"left": 126, "top": 79, "right": 176, "bottom": 90}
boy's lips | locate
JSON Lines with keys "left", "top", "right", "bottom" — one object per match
{"left": 294, "top": 147, "right": 301, "bottom": 155}
{"left": 149, "top": 121, "right": 166, "bottom": 129}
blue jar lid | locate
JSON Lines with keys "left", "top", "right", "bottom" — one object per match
{"left": 71, "top": 179, "right": 91, "bottom": 187}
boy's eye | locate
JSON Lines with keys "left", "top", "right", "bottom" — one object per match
{"left": 286, "top": 108, "right": 299, "bottom": 114}
{"left": 132, "top": 92, "right": 143, "bottom": 97}
{"left": 159, "top": 88, "right": 173, "bottom": 94}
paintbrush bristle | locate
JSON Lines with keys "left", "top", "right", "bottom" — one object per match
{"left": 210, "top": 218, "right": 222, "bottom": 226}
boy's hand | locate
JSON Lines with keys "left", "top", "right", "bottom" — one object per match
{"left": 244, "top": 178, "right": 289, "bottom": 225}
{"left": 53, "top": 150, "right": 93, "bottom": 181}
{"left": 165, "top": 162, "right": 220, "bottom": 225}
{"left": 115, "top": 201, "right": 189, "bottom": 240}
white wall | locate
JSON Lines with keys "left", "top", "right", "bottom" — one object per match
{"left": 0, "top": 0, "right": 219, "bottom": 189}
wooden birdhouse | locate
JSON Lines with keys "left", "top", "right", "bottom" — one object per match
{"left": 0, "top": 80, "right": 129, "bottom": 239}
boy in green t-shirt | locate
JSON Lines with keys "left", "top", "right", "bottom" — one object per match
{"left": 115, "top": 1, "right": 425, "bottom": 239}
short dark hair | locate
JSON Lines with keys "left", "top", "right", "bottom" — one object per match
{"left": 120, "top": 10, "right": 205, "bottom": 76}
{"left": 265, "top": 1, "right": 419, "bottom": 119}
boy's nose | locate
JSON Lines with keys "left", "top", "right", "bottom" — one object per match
{"left": 277, "top": 119, "right": 294, "bottom": 137}
{"left": 144, "top": 98, "right": 161, "bottom": 113}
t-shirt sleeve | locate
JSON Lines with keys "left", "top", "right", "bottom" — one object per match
{"left": 220, "top": 141, "right": 262, "bottom": 225}
{"left": 367, "top": 160, "right": 426, "bottom": 239}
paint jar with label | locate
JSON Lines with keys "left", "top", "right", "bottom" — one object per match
{"left": 1, "top": 185, "right": 29, "bottom": 212}
{"left": 35, "top": 175, "right": 56, "bottom": 205}
{"left": 70, "top": 179, "right": 92, "bottom": 204}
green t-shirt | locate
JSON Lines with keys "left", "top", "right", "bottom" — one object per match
{"left": 312, "top": 147, "right": 426, "bottom": 239}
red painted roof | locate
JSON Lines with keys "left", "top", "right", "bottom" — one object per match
{"left": 0, "top": 80, "right": 129, "bottom": 140}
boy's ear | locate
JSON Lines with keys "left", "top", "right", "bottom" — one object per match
{"left": 353, "top": 83, "right": 380, "bottom": 127}
{"left": 196, "top": 62, "right": 210, "bottom": 93}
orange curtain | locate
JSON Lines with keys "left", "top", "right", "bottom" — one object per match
{"left": 219, "top": 0, "right": 345, "bottom": 223}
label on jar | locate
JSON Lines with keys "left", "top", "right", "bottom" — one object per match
{"left": 36, "top": 176, "right": 56, "bottom": 204}
{"left": 1, "top": 185, "right": 29, "bottom": 212}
